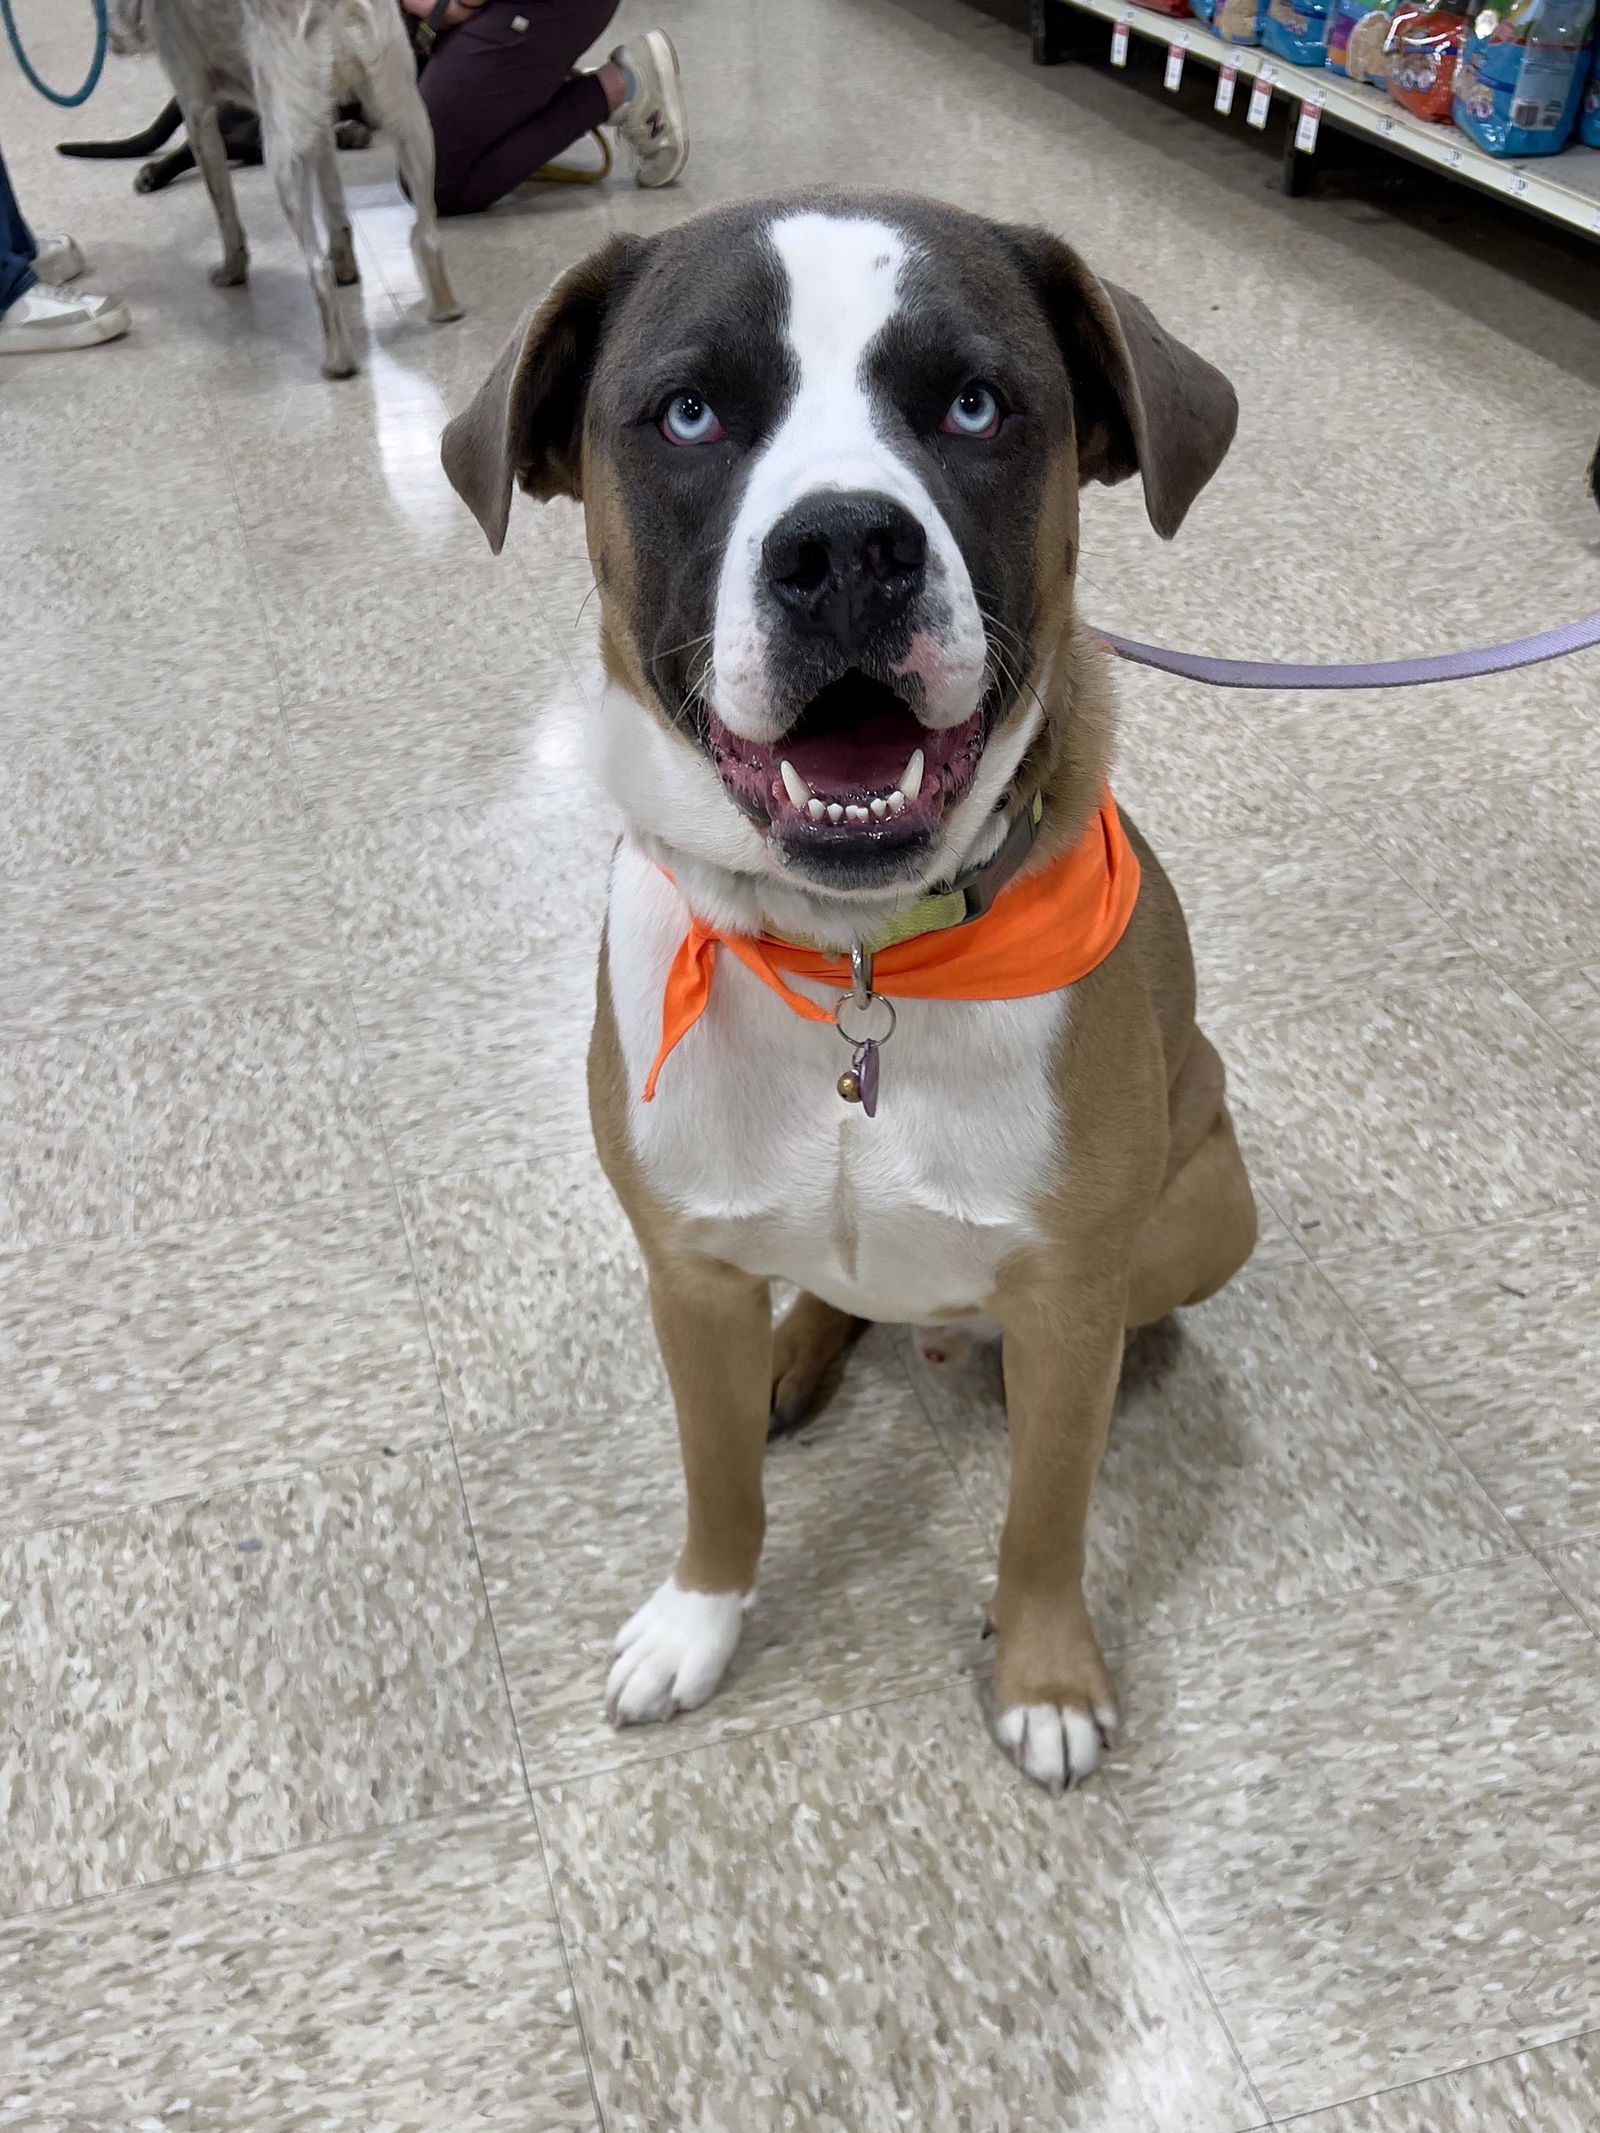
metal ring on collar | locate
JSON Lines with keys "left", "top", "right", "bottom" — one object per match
{"left": 835, "top": 992, "right": 896, "bottom": 1047}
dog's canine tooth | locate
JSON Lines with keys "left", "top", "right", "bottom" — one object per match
{"left": 870, "top": 797, "right": 889, "bottom": 819}
{"left": 807, "top": 797, "right": 827, "bottom": 821}
{"left": 779, "top": 759, "right": 812, "bottom": 809}
{"left": 826, "top": 802, "right": 845, "bottom": 824}
{"left": 887, "top": 789, "right": 907, "bottom": 815}
{"left": 899, "top": 748, "right": 926, "bottom": 802}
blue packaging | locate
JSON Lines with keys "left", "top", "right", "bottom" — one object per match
{"left": 1452, "top": 0, "right": 1594, "bottom": 157}
{"left": 1578, "top": 29, "right": 1600, "bottom": 140}
{"left": 1262, "top": 0, "right": 1333, "bottom": 62}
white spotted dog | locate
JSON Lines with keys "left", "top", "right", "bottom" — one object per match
{"left": 441, "top": 190, "right": 1255, "bottom": 1796}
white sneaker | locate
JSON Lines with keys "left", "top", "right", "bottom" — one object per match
{"left": 610, "top": 31, "right": 688, "bottom": 188}
{"left": 31, "top": 233, "right": 86, "bottom": 283}
{"left": 0, "top": 281, "right": 131, "bottom": 355}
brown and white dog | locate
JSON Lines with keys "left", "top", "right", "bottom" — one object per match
{"left": 441, "top": 190, "right": 1257, "bottom": 1795}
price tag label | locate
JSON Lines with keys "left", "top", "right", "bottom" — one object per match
{"left": 1446, "top": 142, "right": 1464, "bottom": 167}
{"left": 1246, "top": 68, "right": 1276, "bottom": 129}
{"left": 1294, "top": 90, "right": 1324, "bottom": 152}
{"left": 1215, "top": 59, "right": 1239, "bottom": 113}
{"left": 1110, "top": 15, "right": 1132, "bottom": 64}
{"left": 1509, "top": 171, "right": 1529, "bottom": 195}
{"left": 1164, "top": 36, "right": 1188, "bottom": 89}
{"left": 1381, "top": 114, "right": 1398, "bottom": 136}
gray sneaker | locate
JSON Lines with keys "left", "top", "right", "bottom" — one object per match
{"left": 0, "top": 281, "right": 131, "bottom": 355}
{"left": 31, "top": 233, "right": 86, "bottom": 283}
{"left": 610, "top": 31, "right": 688, "bottom": 188}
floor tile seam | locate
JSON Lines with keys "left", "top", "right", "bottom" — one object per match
{"left": 1308, "top": 1193, "right": 1600, "bottom": 1267}
{"left": 1100, "top": 1778, "right": 1274, "bottom": 2130}
{"left": 0, "top": 1782, "right": 530, "bottom": 1938}
{"left": 1303, "top": 1254, "right": 1600, "bottom": 1573}
{"left": 1275, "top": 1258, "right": 1537, "bottom": 1552}
{"left": 1264, "top": 2015, "right": 1600, "bottom": 2124}
{"left": 1281, "top": 1186, "right": 1600, "bottom": 1269}
{"left": 1221, "top": 731, "right": 1600, "bottom": 1053}
{"left": 0, "top": 1427, "right": 455, "bottom": 1554}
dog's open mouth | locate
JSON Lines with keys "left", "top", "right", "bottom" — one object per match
{"left": 706, "top": 674, "right": 986, "bottom": 854}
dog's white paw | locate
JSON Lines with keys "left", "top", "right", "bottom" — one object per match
{"left": 605, "top": 1577, "right": 750, "bottom": 1728}
{"left": 994, "top": 1699, "right": 1117, "bottom": 1797}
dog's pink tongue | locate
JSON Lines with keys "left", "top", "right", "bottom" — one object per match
{"left": 782, "top": 705, "right": 922, "bottom": 799}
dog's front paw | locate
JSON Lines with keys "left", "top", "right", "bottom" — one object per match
{"left": 990, "top": 1604, "right": 1118, "bottom": 1796}
{"left": 993, "top": 1698, "right": 1118, "bottom": 1796}
{"left": 605, "top": 1577, "right": 749, "bottom": 1728}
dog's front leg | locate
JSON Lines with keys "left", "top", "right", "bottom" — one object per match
{"left": 606, "top": 1250, "right": 771, "bottom": 1728}
{"left": 986, "top": 1266, "right": 1124, "bottom": 1795}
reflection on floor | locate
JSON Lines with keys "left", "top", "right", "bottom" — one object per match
{"left": 4, "top": 0, "right": 1600, "bottom": 2125}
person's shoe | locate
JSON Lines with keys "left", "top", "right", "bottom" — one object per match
{"left": 0, "top": 281, "right": 131, "bottom": 355}
{"left": 31, "top": 233, "right": 85, "bottom": 282}
{"left": 610, "top": 31, "right": 688, "bottom": 188}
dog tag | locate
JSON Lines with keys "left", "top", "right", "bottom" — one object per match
{"left": 1294, "top": 94, "right": 1323, "bottom": 152}
{"left": 1110, "top": 17, "right": 1132, "bottom": 65}
{"left": 857, "top": 1040, "right": 880, "bottom": 1118}
{"left": 1164, "top": 38, "right": 1187, "bottom": 90}
{"left": 1215, "top": 60, "right": 1239, "bottom": 113}
{"left": 1246, "top": 70, "right": 1275, "bottom": 129}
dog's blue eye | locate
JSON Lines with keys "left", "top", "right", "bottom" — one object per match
{"left": 661, "top": 392, "right": 725, "bottom": 446}
{"left": 941, "top": 384, "right": 1002, "bottom": 439}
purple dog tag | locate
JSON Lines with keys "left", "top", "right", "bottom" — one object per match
{"left": 858, "top": 1040, "right": 880, "bottom": 1117}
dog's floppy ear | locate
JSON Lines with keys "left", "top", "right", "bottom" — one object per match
{"left": 441, "top": 233, "right": 638, "bottom": 552}
{"left": 1002, "top": 226, "right": 1237, "bottom": 539}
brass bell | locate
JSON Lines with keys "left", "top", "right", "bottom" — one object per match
{"left": 837, "top": 1070, "right": 862, "bottom": 1103}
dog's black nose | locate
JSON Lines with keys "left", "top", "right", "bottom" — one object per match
{"left": 761, "top": 492, "right": 927, "bottom": 646}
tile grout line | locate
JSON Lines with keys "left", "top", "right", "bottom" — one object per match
{"left": 1266, "top": 2015, "right": 1600, "bottom": 2124}
{"left": 205, "top": 342, "right": 610, "bottom": 2127}
{"left": 1100, "top": 1779, "right": 1274, "bottom": 2130}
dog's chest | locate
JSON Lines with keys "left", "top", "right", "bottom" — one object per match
{"left": 607, "top": 847, "right": 1065, "bottom": 1323}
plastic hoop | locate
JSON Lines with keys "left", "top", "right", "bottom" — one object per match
{"left": 1, "top": 0, "right": 109, "bottom": 109}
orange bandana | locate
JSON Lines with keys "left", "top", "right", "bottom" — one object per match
{"left": 642, "top": 795, "right": 1140, "bottom": 1101}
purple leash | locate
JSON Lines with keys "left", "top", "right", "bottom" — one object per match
{"left": 1098, "top": 609, "right": 1600, "bottom": 690}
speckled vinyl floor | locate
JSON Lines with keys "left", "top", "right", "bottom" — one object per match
{"left": 3, "top": 1, "right": 1600, "bottom": 2126}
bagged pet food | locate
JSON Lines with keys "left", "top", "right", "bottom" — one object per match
{"left": 1142, "top": 0, "right": 1192, "bottom": 17}
{"left": 1202, "top": 0, "right": 1266, "bottom": 43}
{"left": 1328, "top": 0, "right": 1388, "bottom": 71}
{"left": 1387, "top": 1, "right": 1473, "bottom": 119}
{"left": 1582, "top": 36, "right": 1600, "bottom": 141}
{"left": 1453, "top": 0, "right": 1595, "bottom": 155}
{"left": 1262, "top": 0, "right": 1332, "bottom": 62}
{"left": 1343, "top": 0, "right": 1402, "bottom": 77}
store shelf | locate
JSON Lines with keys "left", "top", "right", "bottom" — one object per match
{"left": 1039, "top": 0, "right": 1600, "bottom": 240}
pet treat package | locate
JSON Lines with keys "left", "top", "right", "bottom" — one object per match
{"left": 1453, "top": 0, "right": 1595, "bottom": 155}
{"left": 1328, "top": 0, "right": 1390, "bottom": 72}
{"left": 1583, "top": 36, "right": 1600, "bottom": 140}
{"left": 1387, "top": 1, "right": 1473, "bottom": 118}
{"left": 1262, "top": 0, "right": 1332, "bottom": 62}
{"left": 1342, "top": 0, "right": 1402, "bottom": 77}
{"left": 1194, "top": 0, "right": 1266, "bottom": 43}
{"left": 1142, "top": 0, "right": 1193, "bottom": 18}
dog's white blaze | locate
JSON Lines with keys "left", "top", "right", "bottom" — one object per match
{"left": 711, "top": 212, "right": 989, "bottom": 743}
{"left": 610, "top": 843, "right": 1064, "bottom": 1326}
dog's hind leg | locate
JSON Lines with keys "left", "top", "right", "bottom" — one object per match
{"left": 316, "top": 138, "right": 359, "bottom": 287}
{"left": 769, "top": 1293, "right": 864, "bottom": 1438}
{"left": 186, "top": 102, "right": 249, "bottom": 284}
{"left": 353, "top": 26, "right": 461, "bottom": 322}
{"left": 251, "top": 40, "right": 359, "bottom": 378}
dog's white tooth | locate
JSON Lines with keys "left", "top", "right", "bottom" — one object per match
{"left": 807, "top": 797, "right": 827, "bottom": 821}
{"left": 827, "top": 802, "right": 845, "bottom": 824}
{"left": 779, "top": 759, "right": 812, "bottom": 809}
{"left": 899, "top": 748, "right": 925, "bottom": 803}
{"left": 845, "top": 804, "right": 869, "bottom": 824}
{"left": 870, "top": 797, "right": 889, "bottom": 819}
{"left": 888, "top": 789, "right": 907, "bottom": 815}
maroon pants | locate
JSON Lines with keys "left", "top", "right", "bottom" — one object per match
{"left": 420, "top": 0, "right": 619, "bottom": 216}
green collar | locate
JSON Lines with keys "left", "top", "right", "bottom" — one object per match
{"left": 774, "top": 792, "right": 1045, "bottom": 954}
